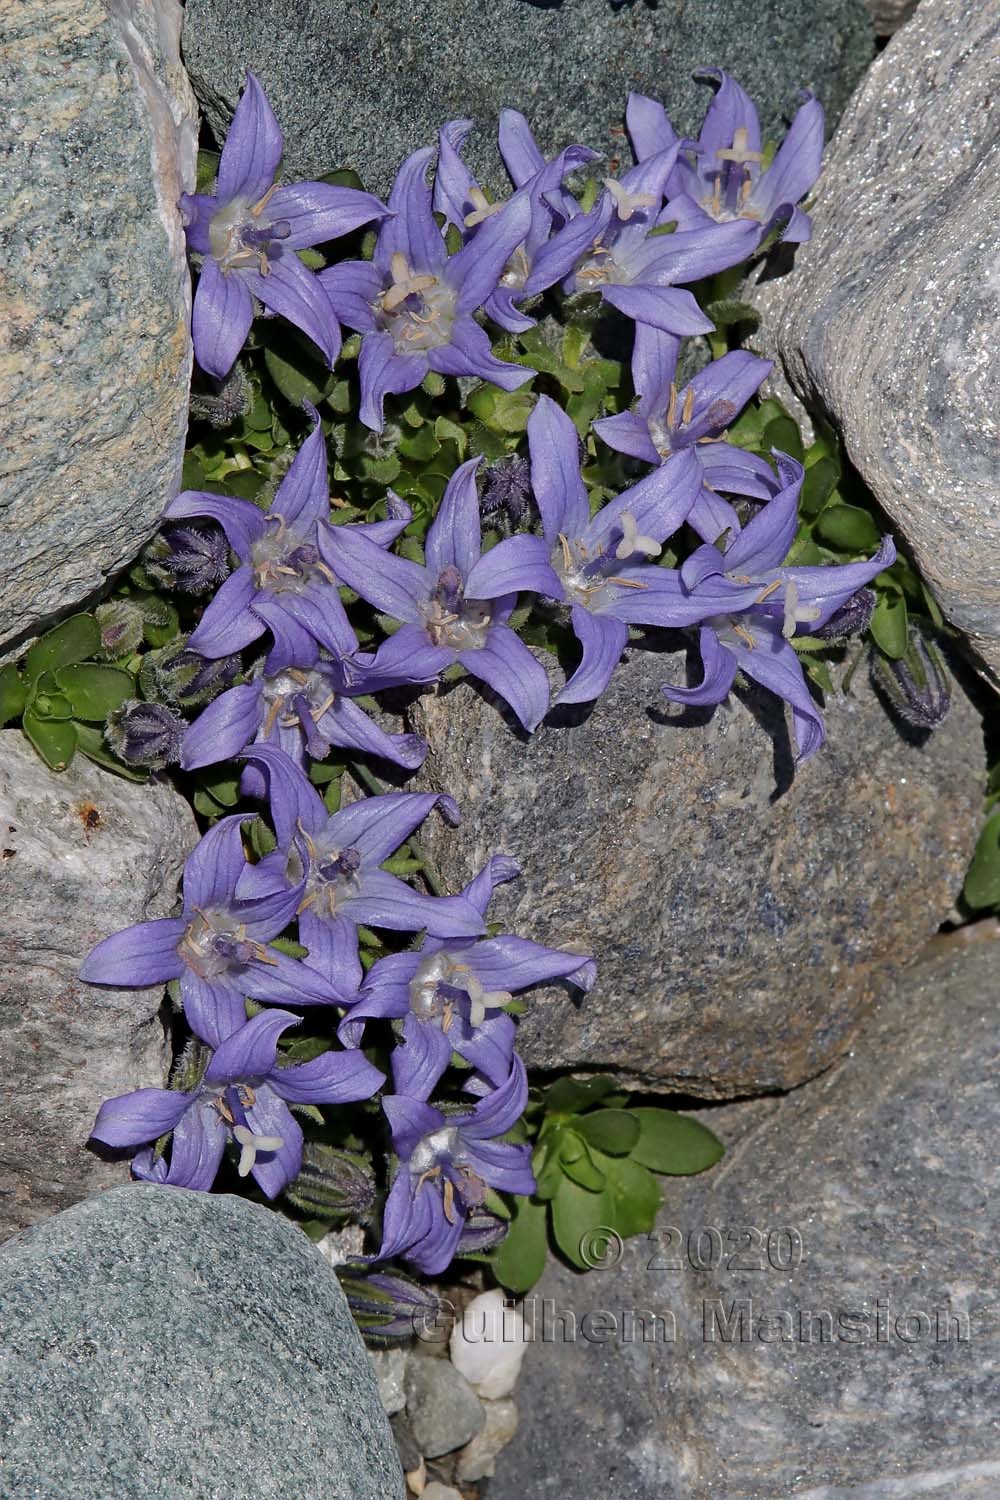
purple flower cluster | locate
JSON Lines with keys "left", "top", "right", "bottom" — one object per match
{"left": 79, "top": 69, "right": 897, "bottom": 1285}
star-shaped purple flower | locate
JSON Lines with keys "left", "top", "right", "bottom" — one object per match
{"left": 661, "top": 455, "right": 895, "bottom": 759}
{"left": 376, "top": 1056, "right": 535, "bottom": 1275}
{"left": 180, "top": 71, "right": 388, "bottom": 378}
{"left": 627, "top": 70, "right": 824, "bottom": 248}
{"left": 318, "top": 455, "right": 562, "bottom": 731}
{"left": 527, "top": 395, "right": 704, "bottom": 703}
{"left": 523, "top": 147, "right": 758, "bottom": 338}
{"left": 319, "top": 146, "right": 535, "bottom": 431}
{"left": 91, "top": 1008, "right": 383, "bottom": 1198}
{"left": 79, "top": 813, "right": 343, "bottom": 1047}
{"left": 433, "top": 112, "right": 599, "bottom": 333}
{"left": 234, "top": 744, "right": 486, "bottom": 990}
{"left": 340, "top": 853, "right": 595, "bottom": 1099}
{"left": 594, "top": 327, "right": 777, "bottom": 543}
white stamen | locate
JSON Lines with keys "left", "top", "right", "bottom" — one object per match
{"left": 233, "top": 1125, "right": 284, "bottom": 1177}
{"left": 615, "top": 511, "right": 662, "bottom": 562}
{"left": 782, "top": 580, "right": 823, "bottom": 640}
{"left": 464, "top": 187, "right": 504, "bottom": 228}
{"left": 716, "top": 127, "right": 764, "bottom": 166}
{"left": 604, "top": 178, "right": 657, "bottom": 222}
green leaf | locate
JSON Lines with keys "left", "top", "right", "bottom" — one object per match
{"left": 761, "top": 415, "right": 804, "bottom": 463}
{"left": 491, "top": 1196, "right": 549, "bottom": 1293}
{"left": 263, "top": 341, "right": 334, "bottom": 406}
{"left": 799, "top": 456, "right": 840, "bottom": 519}
{"left": 559, "top": 1133, "right": 607, "bottom": 1191}
{"left": 870, "top": 592, "right": 908, "bottom": 659}
{"left": 551, "top": 1176, "right": 615, "bottom": 1269}
{"left": 22, "top": 711, "right": 77, "bottom": 771}
{"left": 629, "top": 1108, "right": 724, "bottom": 1175}
{"left": 532, "top": 1139, "right": 564, "bottom": 1201}
{"left": 704, "top": 297, "right": 760, "bottom": 330}
{"left": 25, "top": 615, "right": 101, "bottom": 680}
{"left": 815, "top": 503, "right": 880, "bottom": 553}
{"left": 575, "top": 1108, "right": 641, "bottom": 1157}
{"left": 543, "top": 1075, "right": 618, "bottom": 1115}
{"left": 0, "top": 665, "right": 27, "bottom": 725}
{"left": 595, "top": 1155, "right": 662, "bottom": 1238}
{"left": 964, "top": 810, "right": 1000, "bottom": 911}
{"left": 270, "top": 936, "right": 309, "bottom": 959}
{"left": 197, "top": 771, "right": 241, "bottom": 808}
{"left": 53, "top": 664, "right": 134, "bottom": 721}
{"left": 73, "top": 723, "right": 147, "bottom": 781}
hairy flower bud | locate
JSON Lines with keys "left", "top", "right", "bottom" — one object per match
{"left": 105, "top": 700, "right": 186, "bottom": 769}
{"left": 870, "top": 626, "right": 951, "bottom": 730}
{"left": 813, "top": 586, "right": 876, "bottom": 641}
{"left": 283, "top": 1143, "right": 376, "bottom": 1223}
{"left": 481, "top": 455, "right": 534, "bottom": 528}
{"left": 339, "top": 1268, "right": 445, "bottom": 1345}
{"left": 145, "top": 522, "right": 231, "bottom": 595}
{"left": 189, "top": 364, "right": 252, "bottom": 428}
{"left": 94, "top": 601, "right": 145, "bottom": 660}
{"left": 139, "top": 638, "right": 241, "bottom": 708}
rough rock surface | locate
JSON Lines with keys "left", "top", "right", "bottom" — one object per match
{"left": 0, "top": 0, "right": 197, "bottom": 660}
{"left": 490, "top": 941, "right": 1000, "bottom": 1498}
{"left": 405, "top": 1350, "right": 486, "bottom": 1459}
{"left": 866, "top": 0, "right": 920, "bottom": 33}
{"left": 0, "top": 1185, "right": 404, "bottom": 1498}
{"left": 752, "top": 0, "right": 1000, "bottom": 686}
{"left": 0, "top": 731, "right": 197, "bottom": 1242}
{"left": 182, "top": 0, "right": 872, "bottom": 199}
{"left": 411, "top": 644, "right": 983, "bottom": 1096}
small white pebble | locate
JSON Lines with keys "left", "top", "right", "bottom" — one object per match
{"left": 450, "top": 1288, "right": 529, "bottom": 1399}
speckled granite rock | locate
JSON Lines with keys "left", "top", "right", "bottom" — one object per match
{"left": 0, "top": 0, "right": 197, "bottom": 661}
{"left": 490, "top": 941, "right": 1000, "bottom": 1498}
{"left": 0, "top": 731, "right": 197, "bottom": 1242}
{"left": 411, "top": 644, "right": 983, "bottom": 1096}
{"left": 182, "top": 0, "right": 872, "bottom": 199}
{"left": 865, "top": 0, "right": 921, "bottom": 33}
{"left": 0, "top": 1185, "right": 404, "bottom": 1498}
{"left": 752, "top": 0, "right": 1000, "bottom": 687}
{"left": 405, "top": 1350, "right": 485, "bottom": 1459}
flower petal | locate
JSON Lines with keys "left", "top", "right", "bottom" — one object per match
{"left": 205, "top": 1007, "right": 301, "bottom": 1083}
{"left": 180, "top": 971, "right": 250, "bottom": 1048}
{"left": 357, "top": 330, "right": 424, "bottom": 432}
{"left": 319, "top": 522, "right": 428, "bottom": 622}
{"left": 527, "top": 395, "right": 591, "bottom": 542}
{"left": 269, "top": 1044, "right": 385, "bottom": 1104}
{"left": 424, "top": 457, "right": 483, "bottom": 580}
{"left": 244, "top": 1085, "right": 303, "bottom": 1198}
{"left": 661, "top": 624, "right": 737, "bottom": 706}
{"left": 268, "top": 182, "right": 389, "bottom": 250}
{"left": 600, "top": 282, "right": 714, "bottom": 337}
{"left": 91, "top": 1087, "right": 195, "bottom": 1149}
{"left": 626, "top": 90, "right": 679, "bottom": 162}
{"left": 186, "top": 565, "right": 265, "bottom": 658}
{"left": 162, "top": 490, "right": 266, "bottom": 559}
{"left": 426, "top": 316, "right": 533, "bottom": 390}
{"left": 217, "top": 71, "right": 283, "bottom": 205}
{"left": 465, "top": 534, "right": 563, "bottom": 602}
{"left": 161, "top": 1100, "right": 228, "bottom": 1190}
{"left": 450, "top": 190, "right": 532, "bottom": 313}
{"left": 191, "top": 258, "right": 255, "bottom": 380}
{"left": 729, "top": 620, "right": 825, "bottom": 761}
{"left": 391, "top": 1015, "right": 454, "bottom": 1100}
{"left": 318, "top": 258, "right": 382, "bottom": 332}
{"left": 557, "top": 607, "right": 629, "bottom": 705}
{"left": 79, "top": 919, "right": 185, "bottom": 987}
{"left": 343, "top": 869, "right": 485, "bottom": 938}
{"left": 460, "top": 624, "right": 550, "bottom": 733}
{"left": 374, "top": 146, "right": 446, "bottom": 276}
{"left": 183, "top": 812, "right": 252, "bottom": 908}
{"left": 245, "top": 252, "right": 341, "bottom": 368}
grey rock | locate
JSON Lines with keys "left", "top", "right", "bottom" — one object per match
{"left": 182, "top": 0, "right": 872, "bottom": 200}
{"left": 0, "top": 731, "right": 197, "bottom": 1242}
{"left": 410, "top": 643, "right": 982, "bottom": 1096}
{"left": 456, "top": 1397, "right": 519, "bottom": 1483}
{"left": 751, "top": 0, "right": 1000, "bottom": 687}
{"left": 490, "top": 941, "right": 1000, "bottom": 1498}
{"left": 390, "top": 1410, "right": 423, "bottom": 1474}
{"left": 0, "top": 0, "right": 197, "bottom": 660}
{"left": 405, "top": 1349, "right": 486, "bottom": 1459}
{"left": 0, "top": 1184, "right": 404, "bottom": 1498}
{"left": 372, "top": 1346, "right": 409, "bottom": 1416}
{"left": 865, "top": 0, "right": 921, "bottom": 34}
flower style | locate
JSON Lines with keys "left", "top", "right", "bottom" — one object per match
{"left": 340, "top": 854, "right": 596, "bottom": 1099}
{"left": 180, "top": 71, "right": 388, "bottom": 378}
{"left": 79, "top": 813, "right": 343, "bottom": 1048}
{"left": 661, "top": 455, "right": 895, "bottom": 759}
{"left": 376, "top": 1057, "right": 535, "bottom": 1274}
{"left": 523, "top": 147, "right": 758, "bottom": 338}
{"left": 234, "top": 744, "right": 485, "bottom": 989}
{"left": 91, "top": 1009, "right": 384, "bottom": 1198}
{"left": 627, "top": 70, "right": 824, "bottom": 247}
{"left": 526, "top": 395, "right": 704, "bottom": 703}
{"left": 319, "top": 147, "right": 535, "bottom": 431}
{"left": 433, "top": 112, "right": 599, "bottom": 333}
{"left": 594, "top": 328, "right": 777, "bottom": 543}
{"left": 319, "top": 456, "right": 562, "bottom": 731}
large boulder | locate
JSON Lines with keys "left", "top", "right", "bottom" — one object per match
{"left": 0, "top": 0, "right": 197, "bottom": 660}
{"left": 410, "top": 644, "right": 983, "bottom": 1096}
{"left": 0, "top": 731, "right": 197, "bottom": 1241}
{"left": 182, "top": 0, "right": 872, "bottom": 198}
{"left": 752, "top": 0, "right": 1000, "bottom": 687}
{"left": 491, "top": 938, "right": 1000, "bottom": 1497}
{"left": 0, "top": 1185, "right": 404, "bottom": 1498}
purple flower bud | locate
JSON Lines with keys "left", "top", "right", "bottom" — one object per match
{"left": 814, "top": 586, "right": 876, "bottom": 641}
{"left": 147, "top": 522, "right": 231, "bottom": 595}
{"left": 283, "top": 1143, "right": 376, "bottom": 1222}
{"left": 871, "top": 627, "right": 951, "bottom": 730}
{"left": 104, "top": 700, "right": 186, "bottom": 769}
{"left": 94, "top": 601, "right": 145, "bottom": 660}
{"left": 188, "top": 364, "right": 252, "bottom": 429}
{"left": 340, "top": 1268, "right": 445, "bottom": 1345}
{"left": 480, "top": 454, "right": 534, "bottom": 528}
{"left": 139, "top": 639, "right": 241, "bottom": 708}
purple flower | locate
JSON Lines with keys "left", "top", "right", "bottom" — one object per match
{"left": 319, "top": 147, "right": 535, "bottom": 431}
{"left": 234, "top": 744, "right": 486, "bottom": 991}
{"left": 376, "top": 1057, "right": 535, "bottom": 1274}
{"left": 433, "top": 112, "right": 599, "bottom": 333}
{"left": 163, "top": 407, "right": 402, "bottom": 672}
{"left": 340, "top": 854, "right": 595, "bottom": 1099}
{"left": 527, "top": 395, "right": 704, "bottom": 703}
{"left": 594, "top": 328, "right": 776, "bottom": 543}
{"left": 661, "top": 457, "right": 895, "bottom": 759}
{"left": 79, "top": 812, "right": 343, "bottom": 1047}
{"left": 91, "top": 1008, "right": 383, "bottom": 1198}
{"left": 181, "top": 589, "right": 429, "bottom": 777}
{"left": 148, "top": 521, "right": 231, "bottom": 594}
{"left": 627, "top": 71, "right": 824, "bottom": 248}
{"left": 523, "top": 147, "right": 758, "bottom": 338}
{"left": 180, "top": 71, "right": 388, "bottom": 378}
{"left": 318, "top": 456, "right": 562, "bottom": 731}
